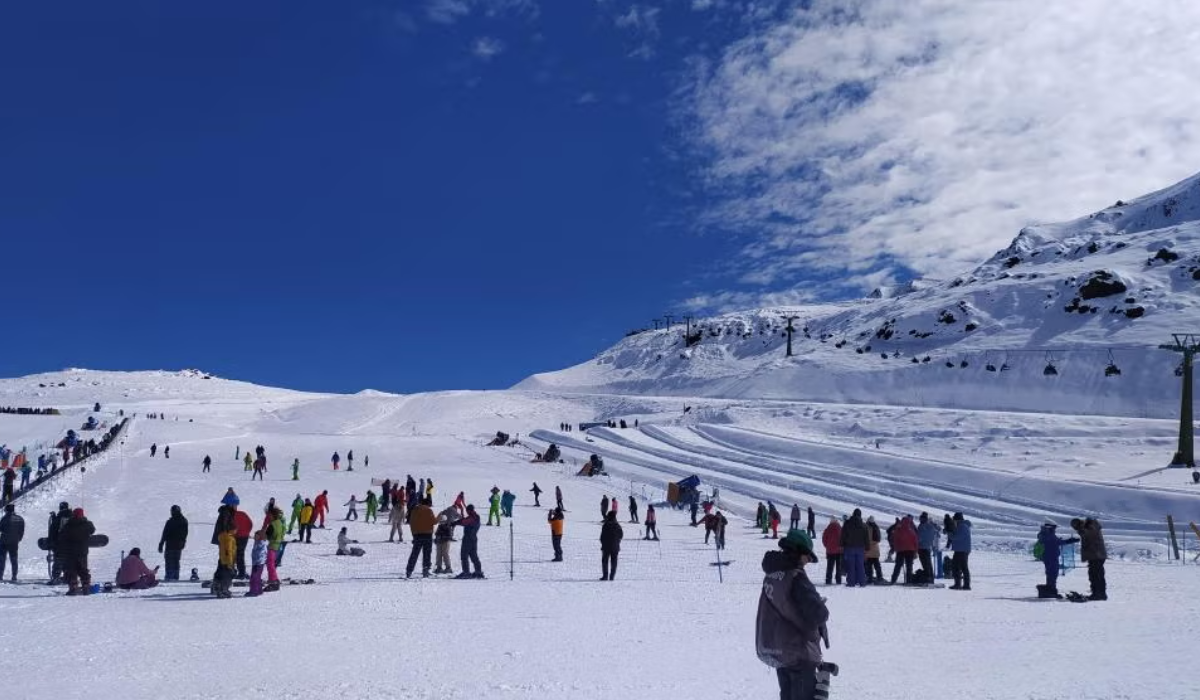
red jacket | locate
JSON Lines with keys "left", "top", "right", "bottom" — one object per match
{"left": 313, "top": 493, "right": 329, "bottom": 513}
{"left": 233, "top": 511, "right": 254, "bottom": 539}
{"left": 822, "top": 522, "right": 843, "bottom": 554}
{"left": 893, "top": 517, "right": 919, "bottom": 553}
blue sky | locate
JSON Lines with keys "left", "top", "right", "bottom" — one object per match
{"left": 4, "top": 1, "right": 1197, "bottom": 393}
{"left": 1, "top": 1, "right": 749, "bottom": 393}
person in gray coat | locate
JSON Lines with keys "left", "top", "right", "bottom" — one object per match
{"left": 1071, "top": 517, "right": 1107, "bottom": 601}
{"left": 756, "top": 529, "right": 831, "bottom": 700}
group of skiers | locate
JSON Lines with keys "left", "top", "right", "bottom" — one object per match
{"left": 819, "top": 510, "right": 968, "bottom": 588}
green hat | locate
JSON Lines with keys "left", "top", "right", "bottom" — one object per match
{"left": 780, "top": 528, "right": 818, "bottom": 562}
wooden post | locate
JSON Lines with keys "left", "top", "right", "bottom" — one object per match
{"left": 1167, "top": 515, "right": 1182, "bottom": 561}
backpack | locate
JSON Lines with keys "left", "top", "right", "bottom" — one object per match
{"left": 1032, "top": 541, "right": 1044, "bottom": 561}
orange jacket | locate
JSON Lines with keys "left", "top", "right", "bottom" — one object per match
{"left": 408, "top": 505, "right": 437, "bottom": 535}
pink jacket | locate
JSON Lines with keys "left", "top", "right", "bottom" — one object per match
{"left": 116, "top": 555, "right": 157, "bottom": 586}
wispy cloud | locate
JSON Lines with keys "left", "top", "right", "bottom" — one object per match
{"left": 615, "top": 4, "right": 661, "bottom": 59}
{"left": 680, "top": 0, "right": 1200, "bottom": 302}
{"left": 472, "top": 36, "right": 506, "bottom": 61}
{"left": 425, "top": 0, "right": 539, "bottom": 25}
{"left": 426, "top": 0, "right": 471, "bottom": 24}
{"left": 576, "top": 92, "right": 599, "bottom": 105}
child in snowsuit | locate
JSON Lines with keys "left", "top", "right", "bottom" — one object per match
{"left": 364, "top": 491, "right": 378, "bottom": 523}
{"left": 214, "top": 525, "right": 237, "bottom": 599}
{"left": 247, "top": 531, "right": 267, "bottom": 597}
{"left": 1037, "top": 519, "right": 1077, "bottom": 598}
{"left": 434, "top": 509, "right": 459, "bottom": 575}
{"left": 345, "top": 495, "right": 359, "bottom": 521}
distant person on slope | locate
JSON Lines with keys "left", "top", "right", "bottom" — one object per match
{"left": 150, "top": 444, "right": 157, "bottom": 458}
{"left": 916, "top": 513, "right": 939, "bottom": 582}
{"left": 487, "top": 488, "right": 502, "bottom": 527}
{"left": 388, "top": 496, "right": 406, "bottom": 543}
{"left": 1071, "top": 517, "right": 1107, "bottom": 601}
{"left": 548, "top": 506, "right": 565, "bottom": 561}
{"left": 822, "top": 518, "right": 844, "bottom": 585}
{"left": 756, "top": 529, "right": 830, "bottom": 700}
{"left": 292, "top": 458, "right": 300, "bottom": 481}
{"left": 331, "top": 452, "right": 340, "bottom": 471}
{"left": 628, "top": 495, "right": 639, "bottom": 524}
{"left": 202, "top": 455, "right": 211, "bottom": 473}
{"left": 346, "top": 450, "right": 354, "bottom": 472}
{"left": 807, "top": 507, "right": 815, "bottom": 538}
{"left": 157, "top": 505, "right": 188, "bottom": 581}
{"left": 555, "top": 485, "right": 564, "bottom": 511}
{"left": 600, "top": 511, "right": 624, "bottom": 581}
{"left": 601, "top": 495, "right": 609, "bottom": 521}
{"left": 243, "top": 453, "right": 253, "bottom": 472}
{"left": 643, "top": 505, "right": 658, "bottom": 541}
{"left": 456, "top": 504, "right": 483, "bottom": 579}
{"left": 164, "top": 446, "right": 169, "bottom": 459}
{"left": 948, "top": 513, "right": 972, "bottom": 591}
{"left": 530, "top": 482, "right": 542, "bottom": 507}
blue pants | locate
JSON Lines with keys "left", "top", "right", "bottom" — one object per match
{"left": 1044, "top": 559, "right": 1059, "bottom": 589}
{"left": 844, "top": 547, "right": 866, "bottom": 586}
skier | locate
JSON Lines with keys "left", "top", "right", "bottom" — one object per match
{"left": 298, "top": 499, "right": 314, "bottom": 543}
{"left": 243, "top": 452, "right": 253, "bottom": 472}
{"left": 790, "top": 503, "right": 801, "bottom": 531}
{"left": 291, "top": 458, "right": 299, "bottom": 481}
{"left": 0, "top": 504, "right": 25, "bottom": 581}
{"left": 202, "top": 455, "right": 211, "bottom": 473}
{"left": 756, "top": 529, "right": 830, "bottom": 700}
{"left": 347, "top": 450, "right": 354, "bottom": 471}
{"left": 157, "top": 505, "right": 188, "bottom": 581}
{"left": 1071, "top": 517, "right": 1107, "bottom": 600}
{"left": 822, "top": 518, "right": 844, "bottom": 585}
{"left": 247, "top": 531, "right": 267, "bottom": 597}
{"left": 456, "top": 504, "right": 483, "bottom": 579}
{"left": 344, "top": 495, "right": 359, "bottom": 521}
{"left": 601, "top": 495, "right": 609, "bottom": 520}
{"left": 628, "top": 495, "right": 639, "bottom": 524}
{"left": 150, "top": 443, "right": 157, "bottom": 457}
{"left": 548, "top": 506, "right": 565, "bottom": 561}
{"left": 364, "top": 490, "right": 378, "bottom": 524}
{"left": 1037, "top": 518, "right": 1078, "bottom": 598}
{"left": 433, "top": 507, "right": 460, "bottom": 575}
{"left": 600, "top": 511, "right": 623, "bottom": 581}
{"left": 115, "top": 548, "right": 159, "bottom": 590}
{"left": 530, "top": 482, "right": 542, "bottom": 507}
{"left": 643, "top": 504, "right": 659, "bottom": 541}
{"left": 916, "top": 512, "right": 939, "bottom": 581}
{"left": 388, "top": 496, "right": 406, "bottom": 543}
{"left": 331, "top": 452, "right": 340, "bottom": 471}
{"left": 406, "top": 498, "right": 437, "bottom": 578}
{"left": 59, "top": 508, "right": 96, "bottom": 595}
{"left": 164, "top": 446, "right": 170, "bottom": 459}
{"left": 890, "top": 515, "right": 919, "bottom": 584}
{"left": 948, "top": 512, "right": 972, "bottom": 591}
{"left": 287, "top": 495, "right": 304, "bottom": 535}
{"left": 555, "top": 485, "right": 564, "bottom": 511}
{"left": 313, "top": 490, "right": 329, "bottom": 528}
{"left": 487, "top": 487, "right": 502, "bottom": 526}
{"left": 865, "top": 516, "right": 883, "bottom": 584}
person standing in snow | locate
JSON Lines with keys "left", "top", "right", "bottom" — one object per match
{"left": 291, "top": 458, "right": 299, "bottom": 481}
{"left": 916, "top": 513, "right": 939, "bottom": 581}
{"left": 247, "top": 531, "right": 267, "bottom": 597}
{"left": 628, "top": 495, "right": 639, "bottom": 524}
{"left": 344, "top": 495, "right": 359, "bottom": 521}
{"left": 453, "top": 491, "right": 467, "bottom": 518}
{"left": 313, "top": 490, "right": 329, "bottom": 529}
{"left": 822, "top": 518, "right": 844, "bottom": 585}
{"left": 555, "top": 485, "right": 564, "bottom": 511}
{"left": 530, "top": 482, "right": 542, "bottom": 507}
{"left": 769, "top": 504, "right": 782, "bottom": 540}
{"left": 243, "top": 452, "right": 252, "bottom": 472}
{"left": 1037, "top": 518, "right": 1078, "bottom": 598}
{"left": 1071, "top": 517, "right": 1107, "bottom": 600}
{"left": 643, "top": 505, "right": 658, "bottom": 541}
{"left": 889, "top": 515, "right": 919, "bottom": 585}
{"left": 806, "top": 507, "right": 816, "bottom": 538}
{"left": 0, "top": 504, "right": 25, "bottom": 581}
{"left": 59, "top": 508, "right": 96, "bottom": 595}
{"left": 456, "top": 504, "right": 483, "bottom": 578}
{"left": 380, "top": 480, "right": 392, "bottom": 513}
{"left": 331, "top": 452, "right": 340, "bottom": 471}
{"left": 433, "top": 507, "right": 460, "bottom": 575}
{"left": 287, "top": 495, "right": 304, "bottom": 535}
{"left": 948, "top": 512, "right": 972, "bottom": 591}
{"left": 364, "top": 490, "right": 379, "bottom": 523}
{"left": 232, "top": 506, "right": 253, "bottom": 579}
{"left": 689, "top": 500, "right": 699, "bottom": 527}
{"left": 755, "top": 529, "right": 830, "bottom": 700}
{"left": 600, "top": 511, "right": 623, "bottom": 581}
{"left": 265, "top": 509, "right": 285, "bottom": 589}
{"left": 548, "top": 506, "right": 565, "bottom": 561}
{"left": 715, "top": 511, "right": 728, "bottom": 550}
{"left": 346, "top": 450, "right": 354, "bottom": 471}
{"left": 297, "top": 499, "right": 315, "bottom": 543}
{"left": 202, "top": 455, "right": 211, "bottom": 473}
{"left": 157, "top": 505, "right": 188, "bottom": 581}
{"left": 406, "top": 498, "right": 437, "bottom": 578}
{"left": 500, "top": 489, "right": 516, "bottom": 518}
{"left": 388, "top": 496, "right": 406, "bottom": 543}
{"left": 425, "top": 478, "right": 434, "bottom": 500}
{"left": 150, "top": 443, "right": 157, "bottom": 457}
{"left": 840, "top": 510, "right": 869, "bottom": 587}
{"left": 790, "top": 504, "right": 801, "bottom": 532}
{"left": 164, "top": 445, "right": 170, "bottom": 459}
{"left": 213, "top": 521, "right": 237, "bottom": 599}
{"left": 487, "top": 488, "right": 502, "bottom": 526}
{"left": 865, "top": 516, "right": 883, "bottom": 584}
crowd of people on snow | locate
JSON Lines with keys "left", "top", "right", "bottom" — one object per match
{"left": 0, "top": 420, "right": 127, "bottom": 506}
{"left": 0, "top": 406, "right": 61, "bottom": 416}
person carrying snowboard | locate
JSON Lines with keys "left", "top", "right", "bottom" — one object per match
{"left": 756, "top": 529, "right": 830, "bottom": 700}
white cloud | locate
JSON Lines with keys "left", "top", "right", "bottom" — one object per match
{"left": 680, "top": 0, "right": 1200, "bottom": 296}
{"left": 472, "top": 36, "right": 506, "bottom": 61}
{"left": 425, "top": 0, "right": 538, "bottom": 24}
{"left": 615, "top": 4, "right": 661, "bottom": 59}
{"left": 426, "top": 0, "right": 471, "bottom": 24}
{"left": 577, "top": 92, "right": 599, "bottom": 105}
{"left": 680, "top": 288, "right": 820, "bottom": 314}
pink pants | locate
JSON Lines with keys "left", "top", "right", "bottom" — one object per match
{"left": 267, "top": 550, "right": 279, "bottom": 583}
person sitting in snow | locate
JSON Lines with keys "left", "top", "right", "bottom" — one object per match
{"left": 337, "top": 527, "right": 358, "bottom": 555}
{"left": 116, "top": 548, "right": 159, "bottom": 590}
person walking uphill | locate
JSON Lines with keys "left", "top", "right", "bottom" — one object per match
{"left": 840, "top": 509, "right": 869, "bottom": 587}
{"left": 600, "top": 511, "right": 623, "bottom": 581}
{"left": 0, "top": 504, "right": 25, "bottom": 581}
{"left": 948, "top": 512, "right": 972, "bottom": 591}
{"left": 756, "top": 529, "right": 830, "bottom": 700}
{"left": 1037, "top": 518, "right": 1079, "bottom": 598}
{"left": 157, "top": 505, "right": 188, "bottom": 581}
{"left": 59, "top": 508, "right": 96, "bottom": 595}
{"left": 456, "top": 504, "right": 483, "bottom": 579}
{"left": 406, "top": 498, "right": 437, "bottom": 578}
{"left": 1072, "top": 517, "right": 1107, "bottom": 600}
{"left": 821, "top": 518, "right": 843, "bottom": 585}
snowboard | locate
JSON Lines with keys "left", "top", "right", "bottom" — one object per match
{"left": 201, "top": 579, "right": 249, "bottom": 589}
{"left": 37, "top": 534, "right": 108, "bottom": 551}
{"left": 1066, "top": 591, "right": 1091, "bottom": 603}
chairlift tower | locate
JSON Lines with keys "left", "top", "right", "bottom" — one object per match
{"left": 1159, "top": 333, "right": 1200, "bottom": 468}
{"left": 783, "top": 316, "right": 799, "bottom": 357}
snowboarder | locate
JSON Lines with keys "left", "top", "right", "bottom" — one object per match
{"left": 822, "top": 518, "right": 844, "bottom": 585}
{"left": 530, "top": 482, "right": 542, "bottom": 507}
{"left": 548, "top": 507, "right": 565, "bottom": 561}
{"left": 157, "top": 505, "right": 188, "bottom": 581}
{"left": 0, "top": 504, "right": 25, "bottom": 581}
{"left": 406, "top": 498, "right": 437, "bottom": 578}
{"left": 47, "top": 501, "right": 71, "bottom": 584}
{"left": 628, "top": 495, "right": 639, "bottom": 524}
{"left": 948, "top": 512, "right": 972, "bottom": 590}
{"left": 1037, "top": 518, "right": 1078, "bottom": 598}
{"left": 313, "top": 491, "right": 329, "bottom": 528}
{"left": 291, "top": 458, "right": 299, "bottom": 481}
{"left": 59, "top": 508, "right": 96, "bottom": 595}
{"left": 600, "top": 511, "right": 623, "bottom": 581}
{"left": 457, "top": 504, "right": 483, "bottom": 578}
{"left": 756, "top": 529, "right": 830, "bottom": 700}
{"left": 202, "top": 455, "right": 211, "bottom": 473}
{"left": 1071, "top": 517, "right": 1107, "bottom": 600}
{"left": 344, "top": 495, "right": 359, "bottom": 521}
{"left": 115, "top": 548, "right": 158, "bottom": 590}
{"left": 643, "top": 505, "right": 658, "bottom": 541}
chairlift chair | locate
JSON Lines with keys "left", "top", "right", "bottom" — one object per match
{"left": 1043, "top": 351, "right": 1058, "bottom": 377}
{"left": 1104, "top": 350, "right": 1121, "bottom": 377}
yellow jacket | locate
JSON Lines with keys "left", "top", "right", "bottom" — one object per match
{"left": 300, "top": 505, "right": 314, "bottom": 525}
{"left": 218, "top": 531, "right": 237, "bottom": 567}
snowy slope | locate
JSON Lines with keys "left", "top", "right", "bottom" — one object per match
{"left": 519, "top": 171, "right": 1200, "bottom": 418}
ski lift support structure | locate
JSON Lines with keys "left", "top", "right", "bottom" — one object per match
{"left": 1159, "top": 333, "right": 1200, "bottom": 468}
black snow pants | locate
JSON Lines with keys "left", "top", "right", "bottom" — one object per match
{"left": 164, "top": 547, "right": 182, "bottom": 581}
{"left": 1087, "top": 560, "right": 1107, "bottom": 599}
{"left": 824, "top": 553, "right": 843, "bottom": 585}
{"left": 406, "top": 534, "right": 433, "bottom": 577}
{"left": 601, "top": 550, "right": 619, "bottom": 580}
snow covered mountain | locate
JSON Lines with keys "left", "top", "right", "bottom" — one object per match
{"left": 519, "top": 171, "right": 1200, "bottom": 418}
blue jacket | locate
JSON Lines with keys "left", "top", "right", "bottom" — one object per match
{"left": 948, "top": 520, "right": 972, "bottom": 552}
{"left": 1037, "top": 525, "right": 1077, "bottom": 565}
{"left": 221, "top": 491, "right": 240, "bottom": 507}
{"left": 917, "top": 520, "right": 939, "bottom": 549}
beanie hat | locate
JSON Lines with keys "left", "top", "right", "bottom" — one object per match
{"left": 953, "top": 512, "right": 964, "bottom": 521}
{"left": 72, "top": 508, "right": 84, "bottom": 518}
{"left": 780, "top": 528, "right": 818, "bottom": 562}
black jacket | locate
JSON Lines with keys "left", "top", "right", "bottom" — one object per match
{"left": 600, "top": 520, "right": 624, "bottom": 553}
{"left": 840, "top": 516, "right": 869, "bottom": 549}
{"left": 0, "top": 513, "right": 25, "bottom": 545}
{"left": 160, "top": 512, "right": 189, "bottom": 551}
{"left": 57, "top": 516, "right": 96, "bottom": 558}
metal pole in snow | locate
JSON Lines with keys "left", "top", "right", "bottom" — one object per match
{"left": 714, "top": 537, "right": 724, "bottom": 584}
{"left": 509, "top": 521, "right": 514, "bottom": 581}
